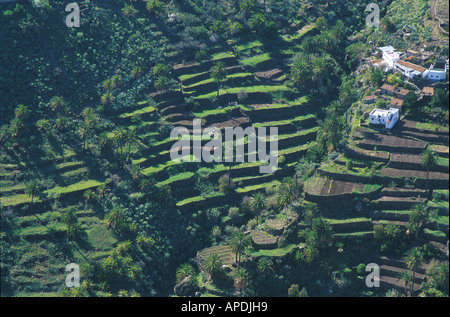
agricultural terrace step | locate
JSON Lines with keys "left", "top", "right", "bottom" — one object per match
{"left": 196, "top": 91, "right": 273, "bottom": 108}
{"left": 317, "top": 167, "right": 449, "bottom": 189}
{"left": 170, "top": 186, "right": 201, "bottom": 201}
{"left": 251, "top": 230, "right": 279, "bottom": 250}
{"left": 379, "top": 276, "right": 422, "bottom": 292}
{"left": 373, "top": 220, "right": 410, "bottom": 228}
{"left": 176, "top": 193, "right": 228, "bottom": 212}
{"left": 389, "top": 153, "right": 449, "bottom": 173}
{"left": 374, "top": 196, "right": 427, "bottom": 210}
{"left": 156, "top": 172, "right": 195, "bottom": 189}
{"left": 177, "top": 179, "right": 283, "bottom": 212}
{"left": 343, "top": 144, "right": 390, "bottom": 163}
{"left": 208, "top": 116, "right": 251, "bottom": 130}
{"left": 372, "top": 210, "right": 411, "bottom": 222}
{"left": 380, "top": 168, "right": 449, "bottom": 182}
{"left": 253, "top": 115, "right": 317, "bottom": 132}
{"left": 159, "top": 104, "right": 188, "bottom": 116}
{"left": 429, "top": 145, "right": 449, "bottom": 158}
{"left": 378, "top": 256, "right": 427, "bottom": 275}
{"left": 235, "top": 180, "right": 281, "bottom": 196}
{"left": 173, "top": 57, "right": 239, "bottom": 77}
{"left": 0, "top": 182, "right": 26, "bottom": 195}
{"left": 182, "top": 74, "right": 257, "bottom": 95}
{"left": 233, "top": 165, "right": 295, "bottom": 187}
{"left": 278, "top": 129, "right": 318, "bottom": 149}
{"left": 165, "top": 113, "right": 194, "bottom": 122}
{"left": 395, "top": 119, "right": 449, "bottom": 136}
{"left": 395, "top": 130, "right": 449, "bottom": 145}
{"left": 156, "top": 97, "right": 187, "bottom": 111}
{"left": 280, "top": 143, "right": 314, "bottom": 163}
{"left": 150, "top": 90, "right": 184, "bottom": 103}
{"left": 197, "top": 245, "right": 235, "bottom": 267}
{"left": 379, "top": 264, "right": 426, "bottom": 281}
{"left": 180, "top": 66, "right": 245, "bottom": 86}
{"left": 244, "top": 104, "right": 310, "bottom": 122}
{"left": 381, "top": 187, "right": 427, "bottom": 197}
{"left": 254, "top": 69, "right": 284, "bottom": 80}
{"left": 329, "top": 220, "right": 373, "bottom": 234}
{"left": 196, "top": 107, "right": 243, "bottom": 122}
{"left": 357, "top": 133, "right": 428, "bottom": 154}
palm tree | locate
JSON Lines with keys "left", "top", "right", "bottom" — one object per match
{"left": 257, "top": 257, "right": 273, "bottom": 277}
{"left": 210, "top": 61, "right": 227, "bottom": 98}
{"left": 36, "top": 119, "right": 52, "bottom": 134}
{"left": 81, "top": 107, "right": 97, "bottom": 129}
{"left": 98, "top": 132, "right": 113, "bottom": 153}
{"left": 125, "top": 127, "right": 139, "bottom": 162}
{"left": 104, "top": 206, "right": 125, "bottom": 231}
{"left": 14, "top": 104, "right": 30, "bottom": 121}
{"left": 153, "top": 63, "right": 171, "bottom": 77}
{"left": 310, "top": 217, "right": 334, "bottom": 250}
{"left": 83, "top": 189, "right": 97, "bottom": 207}
{"left": 122, "top": 4, "right": 137, "bottom": 17}
{"left": 61, "top": 207, "right": 79, "bottom": 240}
{"left": 48, "top": 96, "right": 66, "bottom": 113}
{"left": 203, "top": 253, "right": 222, "bottom": 280}
{"left": 116, "top": 240, "right": 132, "bottom": 255}
{"left": 420, "top": 149, "right": 438, "bottom": 192}
{"left": 102, "top": 78, "right": 112, "bottom": 92}
{"left": 409, "top": 204, "right": 430, "bottom": 239}
{"left": 250, "top": 192, "right": 266, "bottom": 225}
{"left": 385, "top": 223, "right": 401, "bottom": 242}
{"left": 404, "top": 247, "right": 424, "bottom": 294}
{"left": 312, "top": 54, "right": 334, "bottom": 90}
{"left": 299, "top": 287, "right": 309, "bottom": 297}
{"left": 227, "top": 231, "right": 251, "bottom": 264}
{"left": 113, "top": 126, "right": 127, "bottom": 155}
{"left": 303, "top": 203, "right": 319, "bottom": 226}
{"left": 290, "top": 55, "right": 313, "bottom": 86}
{"left": 176, "top": 263, "right": 196, "bottom": 284}
{"left": 321, "top": 115, "right": 343, "bottom": 151}
{"left": 77, "top": 122, "right": 90, "bottom": 152}
{"left": 156, "top": 184, "right": 172, "bottom": 203}
{"left": 100, "top": 91, "right": 115, "bottom": 106}
{"left": 154, "top": 75, "right": 170, "bottom": 92}
{"left": 397, "top": 270, "right": 412, "bottom": 296}
{"left": 249, "top": 13, "right": 265, "bottom": 35}
{"left": 233, "top": 267, "right": 249, "bottom": 292}
{"left": 369, "top": 67, "right": 385, "bottom": 87}
{"left": 278, "top": 177, "right": 301, "bottom": 208}
{"left": 136, "top": 234, "right": 154, "bottom": 250}
{"left": 146, "top": 0, "right": 167, "bottom": 17}
{"left": 25, "top": 180, "right": 42, "bottom": 203}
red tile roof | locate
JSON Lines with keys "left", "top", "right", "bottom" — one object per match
{"left": 396, "top": 60, "right": 427, "bottom": 73}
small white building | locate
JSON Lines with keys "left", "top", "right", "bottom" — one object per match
{"left": 426, "top": 63, "right": 447, "bottom": 82}
{"left": 369, "top": 108, "right": 399, "bottom": 129}
{"left": 379, "top": 46, "right": 400, "bottom": 69}
{"left": 394, "top": 60, "right": 427, "bottom": 79}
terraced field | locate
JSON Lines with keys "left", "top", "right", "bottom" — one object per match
{"left": 119, "top": 37, "right": 321, "bottom": 215}
{"left": 304, "top": 117, "right": 449, "bottom": 293}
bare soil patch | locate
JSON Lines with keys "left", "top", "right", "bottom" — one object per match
{"left": 380, "top": 167, "right": 449, "bottom": 179}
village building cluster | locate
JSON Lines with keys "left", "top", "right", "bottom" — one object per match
{"left": 364, "top": 45, "right": 447, "bottom": 130}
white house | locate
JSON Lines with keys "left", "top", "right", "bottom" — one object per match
{"left": 369, "top": 108, "right": 399, "bottom": 129}
{"left": 426, "top": 62, "right": 447, "bottom": 81}
{"left": 394, "top": 60, "right": 427, "bottom": 79}
{"left": 379, "top": 46, "right": 400, "bottom": 69}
